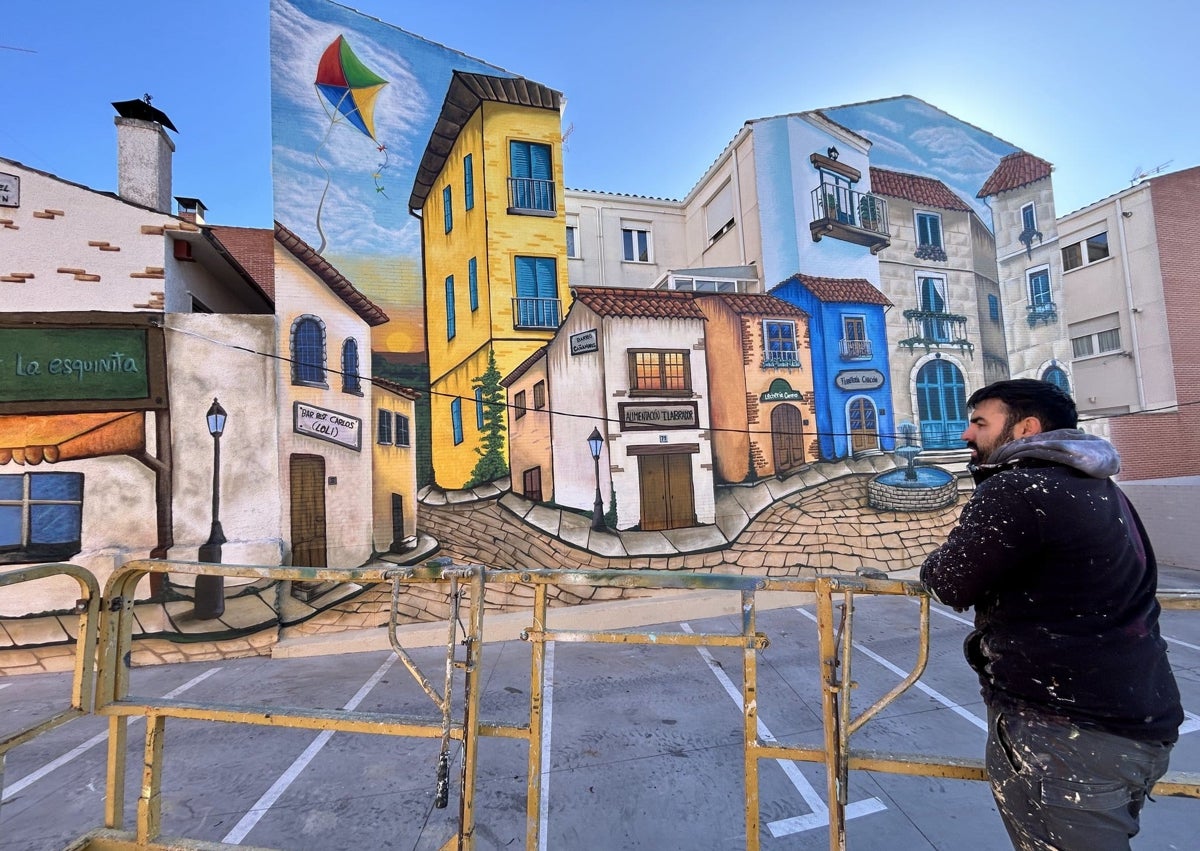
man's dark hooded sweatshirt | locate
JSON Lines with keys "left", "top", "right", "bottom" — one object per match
{"left": 921, "top": 429, "right": 1182, "bottom": 743}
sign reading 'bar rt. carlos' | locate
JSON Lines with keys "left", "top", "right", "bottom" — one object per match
{"left": 294, "top": 401, "right": 362, "bottom": 451}
{"left": 618, "top": 401, "right": 699, "bottom": 431}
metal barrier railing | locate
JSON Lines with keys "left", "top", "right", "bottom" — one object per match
{"left": 0, "top": 563, "right": 101, "bottom": 817}
{"left": 7, "top": 558, "right": 1199, "bottom": 850}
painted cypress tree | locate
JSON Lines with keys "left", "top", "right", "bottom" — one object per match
{"left": 466, "top": 347, "right": 509, "bottom": 487}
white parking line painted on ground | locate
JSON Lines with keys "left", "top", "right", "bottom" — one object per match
{"left": 2, "top": 667, "right": 222, "bottom": 803}
{"left": 538, "top": 641, "right": 555, "bottom": 851}
{"left": 222, "top": 655, "right": 396, "bottom": 846}
{"left": 1166, "top": 635, "right": 1200, "bottom": 652}
{"left": 796, "top": 608, "right": 986, "bottom": 732}
{"left": 678, "top": 622, "right": 886, "bottom": 837}
{"left": 0, "top": 683, "right": 10, "bottom": 691}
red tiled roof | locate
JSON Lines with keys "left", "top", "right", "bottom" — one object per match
{"left": 869, "top": 168, "right": 971, "bottom": 212}
{"left": 571, "top": 286, "right": 706, "bottom": 320}
{"left": 208, "top": 226, "right": 276, "bottom": 303}
{"left": 696, "top": 292, "right": 808, "bottom": 320}
{"left": 372, "top": 375, "right": 421, "bottom": 400}
{"left": 977, "top": 151, "right": 1053, "bottom": 198}
{"left": 273, "top": 221, "right": 389, "bottom": 326}
{"left": 501, "top": 346, "right": 547, "bottom": 387}
{"left": 773, "top": 274, "right": 892, "bottom": 307}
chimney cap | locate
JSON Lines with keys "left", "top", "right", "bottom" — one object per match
{"left": 174, "top": 196, "right": 206, "bottom": 212}
{"left": 112, "top": 95, "right": 178, "bottom": 133}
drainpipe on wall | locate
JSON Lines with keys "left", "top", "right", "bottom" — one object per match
{"left": 1114, "top": 196, "right": 1147, "bottom": 410}
{"left": 731, "top": 140, "right": 747, "bottom": 268}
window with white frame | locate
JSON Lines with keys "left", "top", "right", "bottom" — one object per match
{"left": 1021, "top": 203, "right": 1037, "bottom": 233}
{"left": 1061, "top": 231, "right": 1110, "bottom": 271}
{"left": 841, "top": 315, "right": 871, "bottom": 359}
{"left": 628, "top": 350, "right": 690, "bottom": 394}
{"left": 566, "top": 217, "right": 580, "bottom": 259}
{"left": 1027, "top": 266, "right": 1053, "bottom": 307}
{"left": 621, "top": 222, "right": 652, "bottom": 263}
{"left": 915, "top": 211, "right": 945, "bottom": 261}
{"left": 762, "top": 320, "right": 799, "bottom": 367}
{"left": 1071, "top": 327, "right": 1122, "bottom": 359}
{"left": 705, "top": 181, "right": 736, "bottom": 243}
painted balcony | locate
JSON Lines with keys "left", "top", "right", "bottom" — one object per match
{"left": 508, "top": 177, "right": 556, "bottom": 215}
{"left": 839, "top": 338, "right": 873, "bottom": 360}
{"left": 808, "top": 182, "right": 890, "bottom": 254}
{"left": 512, "top": 297, "right": 561, "bottom": 330}
{"left": 1026, "top": 301, "right": 1058, "bottom": 327}
{"left": 899, "top": 309, "right": 974, "bottom": 354}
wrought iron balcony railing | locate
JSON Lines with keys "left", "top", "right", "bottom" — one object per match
{"left": 808, "top": 181, "right": 891, "bottom": 253}
{"left": 839, "top": 338, "right": 873, "bottom": 360}
{"left": 508, "top": 177, "right": 556, "bottom": 215}
{"left": 899, "top": 309, "right": 974, "bottom": 354}
{"left": 1026, "top": 301, "right": 1058, "bottom": 327}
{"left": 761, "top": 352, "right": 802, "bottom": 369}
{"left": 512, "top": 297, "right": 561, "bottom": 330}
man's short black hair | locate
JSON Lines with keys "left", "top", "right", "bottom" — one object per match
{"left": 967, "top": 379, "right": 1078, "bottom": 431}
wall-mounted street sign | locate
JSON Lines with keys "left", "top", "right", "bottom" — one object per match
{"left": 0, "top": 172, "right": 18, "bottom": 208}
{"left": 835, "top": 369, "right": 885, "bottom": 391}
{"left": 618, "top": 401, "right": 699, "bottom": 431}
{"left": 570, "top": 328, "right": 598, "bottom": 355}
{"left": 294, "top": 401, "right": 362, "bottom": 451}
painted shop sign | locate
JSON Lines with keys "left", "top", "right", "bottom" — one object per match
{"left": 570, "top": 328, "right": 598, "bottom": 355}
{"left": 618, "top": 401, "right": 699, "bottom": 431}
{"left": 0, "top": 328, "right": 149, "bottom": 401}
{"left": 0, "top": 172, "right": 18, "bottom": 207}
{"left": 294, "top": 401, "right": 362, "bottom": 451}
{"left": 760, "top": 378, "right": 803, "bottom": 402}
{"left": 835, "top": 369, "right": 885, "bottom": 391}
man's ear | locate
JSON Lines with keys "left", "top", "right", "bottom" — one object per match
{"left": 1014, "top": 416, "right": 1043, "bottom": 438}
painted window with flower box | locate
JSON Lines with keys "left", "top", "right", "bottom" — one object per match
{"left": 762, "top": 320, "right": 800, "bottom": 368}
{"left": 915, "top": 212, "right": 946, "bottom": 262}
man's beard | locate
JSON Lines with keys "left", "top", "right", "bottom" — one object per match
{"left": 970, "top": 422, "right": 1017, "bottom": 465}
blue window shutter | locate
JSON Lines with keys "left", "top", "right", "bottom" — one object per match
{"left": 534, "top": 257, "right": 557, "bottom": 298}
{"left": 510, "top": 141, "right": 531, "bottom": 179}
{"left": 445, "top": 275, "right": 456, "bottom": 339}
{"left": 443, "top": 185, "right": 452, "bottom": 233}
{"left": 515, "top": 256, "right": 535, "bottom": 297}
{"left": 530, "top": 143, "right": 551, "bottom": 180}
{"left": 464, "top": 154, "right": 474, "bottom": 211}
{"left": 469, "top": 257, "right": 479, "bottom": 311}
{"left": 475, "top": 387, "right": 484, "bottom": 430}
{"left": 451, "top": 399, "right": 463, "bottom": 445}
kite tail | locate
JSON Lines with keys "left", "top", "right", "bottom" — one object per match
{"left": 313, "top": 119, "right": 337, "bottom": 255}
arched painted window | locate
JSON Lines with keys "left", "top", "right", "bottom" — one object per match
{"left": 916, "top": 360, "right": 968, "bottom": 450}
{"left": 1043, "top": 365, "right": 1070, "bottom": 394}
{"left": 342, "top": 338, "right": 361, "bottom": 394}
{"left": 291, "top": 315, "right": 326, "bottom": 386}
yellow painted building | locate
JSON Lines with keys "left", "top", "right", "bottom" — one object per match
{"left": 410, "top": 72, "right": 570, "bottom": 489}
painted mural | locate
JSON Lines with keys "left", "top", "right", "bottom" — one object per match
{"left": 3, "top": 0, "right": 1074, "bottom": 649}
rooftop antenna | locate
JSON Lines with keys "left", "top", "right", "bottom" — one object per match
{"left": 1130, "top": 160, "right": 1173, "bottom": 184}
{"left": 561, "top": 122, "right": 575, "bottom": 151}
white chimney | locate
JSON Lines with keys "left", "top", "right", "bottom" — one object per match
{"left": 115, "top": 115, "right": 174, "bottom": 213}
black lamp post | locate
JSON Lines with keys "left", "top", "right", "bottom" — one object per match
{"left": 587, "top": 427, "right": 606, "bottom": 531}
{"left": 194, "top": 397, "right": 227, "bottom": 619}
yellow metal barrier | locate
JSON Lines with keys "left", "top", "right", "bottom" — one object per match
{"left": 11, "top": 558, "right": 1197, "bottom": 850}
{"left": 0, "top": 563, "right": 101, "bottom": 817}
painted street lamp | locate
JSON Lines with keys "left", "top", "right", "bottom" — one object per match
{"left": 194, "top": 397, "right": 227, "bottom": 619}
{"left": 587, "top": 427, "right": 606, "bottom": 531}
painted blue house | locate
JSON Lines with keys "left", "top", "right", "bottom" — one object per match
{"left": 771, "top": 274, "right": 895, "bottom": 459}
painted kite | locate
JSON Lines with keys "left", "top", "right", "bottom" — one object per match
{"left": 312, "top": 35, "right": 390, "bottom": 253}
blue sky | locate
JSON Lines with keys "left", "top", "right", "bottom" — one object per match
{"left": 3, "top": 0, "right": 1193, "bottom": 228}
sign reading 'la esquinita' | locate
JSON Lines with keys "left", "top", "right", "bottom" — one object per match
{"left": 294, "top": 401, "right": 362, "bottom": 451}
{"left": 0, "top": 328, "right": 149, "bottom": 402}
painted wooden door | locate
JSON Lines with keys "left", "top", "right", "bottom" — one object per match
{"left": 289, "top": 454, "right": 327, "bottom": 568}
{"left": 848, "top": 398, "right": 879, "bottom": 453}
{"left": 638, "top": 453, "right": 695, "bottom": 531}
{"left": 771, "top": 403, "right": 806, "bottom": 473}
{"left": 389, "top": 492, "right": 404, "bottom": 553}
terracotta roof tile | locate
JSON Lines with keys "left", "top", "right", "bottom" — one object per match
{"left": 274, "top": 221, "right": 389, "bottom": 326}
{"left": 772, "top": 274, "right": 892, "bottom": 307}
{"left": 571, "top": 286, "right": 706, "bottom": 320}
{"left": 977, "top": 151, "right": 1053, "bottom": 198}
{"left": 372, "top": 375, "right": 421, "bottom": 400}
{"left": 695, "top": 292, "right": 809, "bottom": 319}
{"left": 208, "top": 226, "right": 276, "bottom": 303}
{"left": 869, "top": 168, "right": 971, "bottom": 212}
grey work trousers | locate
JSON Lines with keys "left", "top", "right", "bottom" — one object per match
{"left": 986, "top": 707, "right": 1173, "bottom": 850}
